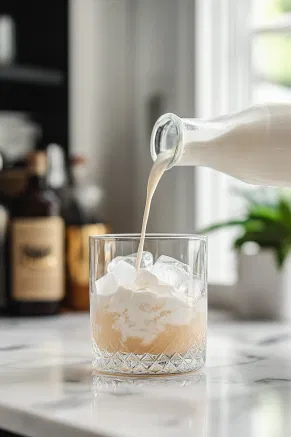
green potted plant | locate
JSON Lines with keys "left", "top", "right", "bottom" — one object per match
{"left": 202, "top": 188, "right": 291, "bottom": 319}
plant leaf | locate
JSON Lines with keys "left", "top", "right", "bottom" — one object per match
{"left": 278, "top": 197, "right": 291, "bottom": 230}
{"left": 199, "top": 219, "right": 247, "bottom": 234}
{"left": 234, "top": 224, "right": 285, "bottom": 248}
{"left": 275, "top": 244, "right": 290, "bottom": 268}
{"left": 234, "top": 233, "right": 278, "bottom": 250}
{"left": 203, "top": 187, "right": 291, "bottom": 269}
{"left": 244, "top": 220, "right": 265, "bottom": 233}
{"left": 248, "top": 205, "right": 280, "bottom": 224}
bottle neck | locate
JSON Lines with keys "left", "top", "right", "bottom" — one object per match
{"left": 26, "top": 151, "right": 47, "bottom": 191}
{"left": 150, "top": 113, "right": 185, "bottom": 169}
{"left": 47, "top": 144, "right": 67, "bottom": 190}
{"left": 27, "top": 173, "right": 46, "bottom": 191}
{"left": 69, "top": 162, "right": 87, "bottom": 188}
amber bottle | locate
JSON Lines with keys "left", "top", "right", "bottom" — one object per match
{"left": 8, "top": 151, "right": 64, "bottom": 315}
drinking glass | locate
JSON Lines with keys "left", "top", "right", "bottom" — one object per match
{"left": 89, "top": 234, "right": 207, "bottom": 375}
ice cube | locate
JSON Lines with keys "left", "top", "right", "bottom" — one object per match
{"left": 151, "top": 255, "right": 191, "bottom": 291}
{"left": 148, "top": 283, "right": 175, "bottom": 296}
{"left": 111, "top": 260, "right": 137, "bottom": 288}
{"left": 133, "top": 251, "right": 154, "bottom": 268}
{"left": 107, "top": 256, "right": 132, "bottom": 272}
{"left": 107, "top": 251, "right": 153, "bottom": 272}
{"left": 195, "top": 295, "right": 207, "bottom": 312}
{"left": 189, "top": 278, "right": 205, "bottom": 301}
{"left": 134, "top": 268, "right": 173, "bottom": 296}
{"left": 135, "top": 269, "right": 158, "bottom": 288}
{"left": 95, "top": 273, "right": 119, "bottom": 296}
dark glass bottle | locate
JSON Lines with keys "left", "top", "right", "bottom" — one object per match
{"left": 0, "top": 153, "right": 8, "bottom": 312}
{"left": 8, "top": 151, "right": 64, "bottom": 316}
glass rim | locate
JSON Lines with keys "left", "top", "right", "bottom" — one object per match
{"left": 89, "top": 233, "right": 207, "bottom": 242}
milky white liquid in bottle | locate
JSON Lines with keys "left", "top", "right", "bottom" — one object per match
{"left": 136, "top": 103, "right": 291, "bottom": 269}
{"left": 151, "top": 104, "right": 291, "bottom": 187}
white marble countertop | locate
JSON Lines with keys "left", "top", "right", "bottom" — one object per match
{"left": 1, "top": 313, "right": 291, "bottom": 437}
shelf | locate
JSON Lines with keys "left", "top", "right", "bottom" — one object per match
{"left": 0, "top": 64, "right": 64, "bottom": 86}
{"left": 251, "top": 13, "right": 291, "bottom": 35}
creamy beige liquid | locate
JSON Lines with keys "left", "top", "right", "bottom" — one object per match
{"left": 136, "top": 152, "right": 172, "bottom": 271}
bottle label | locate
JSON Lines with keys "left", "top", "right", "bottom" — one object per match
{"left": 0, "top": 206, "right": 8, "bottom": 308}
{"left": 11, "top": 217, "right": 64, "bottom": 301}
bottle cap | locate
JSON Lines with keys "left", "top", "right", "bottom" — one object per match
{"left": 70, "top": 155, "right": 86, "bottom": 167}
{"left": 27, "top": 151, "right": 47, "bottom": 176}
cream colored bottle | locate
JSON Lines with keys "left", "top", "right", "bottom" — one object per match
{"left": 151, "top": 104, "right": 291, "bottom": 187}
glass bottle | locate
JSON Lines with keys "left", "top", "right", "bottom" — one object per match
{"left": 0, "top": 153, "right": 8, "bottom": 312}
{"left": 8, "top": 151, "right": 64, "bottom": 316}
{"left": 47, "top": 143, "right": 68, "bottom": 199}
{"left": 63, "top": 155, "right": 111, "bottom": 311}
{"left": 151, "top": 103, "right": 291, "bottom": 187}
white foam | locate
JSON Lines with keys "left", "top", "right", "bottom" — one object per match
{"left": 95, "top": 255, "right": 205, "bottom": 344}
{"left": 98, "top": 286, "right": 197, "bottom": 344}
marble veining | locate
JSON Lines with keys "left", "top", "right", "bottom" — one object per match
{"left": 1, "top": 313, "right": 291, "bottom": 436}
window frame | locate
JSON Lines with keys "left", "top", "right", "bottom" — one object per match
{"left": 194, "top": 0, "right": 252, "bottom": 288}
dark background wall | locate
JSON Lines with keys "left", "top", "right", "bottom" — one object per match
{"left": 0, "top": 0, "right": 68, "bottom": 150}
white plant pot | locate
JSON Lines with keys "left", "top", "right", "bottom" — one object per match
{"left": 235, "top": 250, "right": 291, "bottom": 320}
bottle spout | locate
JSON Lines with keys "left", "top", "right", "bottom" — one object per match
{"left": 150, "top": 113, "right": 184, "bottom": 169}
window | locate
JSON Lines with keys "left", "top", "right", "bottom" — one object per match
{"left": 194, "top": 0, "right": 291, "bottom": 285}
{"left": 252, "top": 0, "right": 291, "bottom": 103}
{"left": 194, "top": 0, "right": 252, "bottom": 285}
